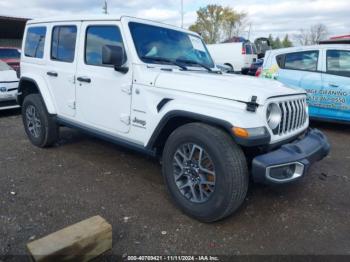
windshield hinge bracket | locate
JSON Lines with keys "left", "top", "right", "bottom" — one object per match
{"left": 246, "top": 96, "right": 259, "bottom": 112}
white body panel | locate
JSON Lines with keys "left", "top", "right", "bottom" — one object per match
{"left": 74, "top": 21, "right": 133, "bottom": 134}
{"left": 207, "top": 43, "right": 257, "bottom": 72}
{"left": 0, "top": 69, "right": 19, "bottom": 110}
{"left": 44, "top": 22, "right": 81, "bottom": 118}
{"left": 20, "top": 15, "right": 309, "bottom": 149}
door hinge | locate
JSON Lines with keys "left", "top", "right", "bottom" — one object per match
{"left": 120, "top": 114, "right": 131, "bottom": 125}
{"left": 121, "top": 84, "right": 132, "bottom": 95}
{"left": 68, "top": 101, "right": 76, "bottom": 110}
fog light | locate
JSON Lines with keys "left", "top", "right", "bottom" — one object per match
{"left": 269, "top": 164, "right": 296, "bottom": 180}
{"left": 266, "top": 162, "right": 304, "bottom": 182}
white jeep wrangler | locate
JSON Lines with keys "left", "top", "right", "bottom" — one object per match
{"left": 18, "top": 16, "right": 330, "bottom": 222}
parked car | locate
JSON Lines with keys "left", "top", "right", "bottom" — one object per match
{"left": 261, "top": 45, "right": 350, "bottom": 123}
{"left": 247, "top": 59, "right": 264, "bottom": 76}
{"left": 0, "top": 47, "right": 21, "bottom": 76}
{"left": 207, "top": 41, "right": 258, "bottom": 74}
{"left": 18, "top": 16, "right": 329, "bottom": 222}
{"left": 0, "top": 60, "right": 19, "bottom": 110}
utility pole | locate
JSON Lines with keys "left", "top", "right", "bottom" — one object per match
{"left": 247, "top": 23, "right": 252, "bottom": 40}
{"left": 181, "top": 0, "right": 184, "bottom": 28}
{"left": 103, "top": 0, "right": 108, "bottom": 15}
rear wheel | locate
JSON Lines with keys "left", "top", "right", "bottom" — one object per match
{"left": 224, "top": 63, "right": 234, "bottom": 72}
{"left": 162, "top": 123, "right": 248, "bottom": 222}
{"left": 22, "top": 94, "right": 59, "bottom": 148}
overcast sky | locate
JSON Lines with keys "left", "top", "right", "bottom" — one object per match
{"left": 0, "top": 0, "right": 349, "bottom": 41}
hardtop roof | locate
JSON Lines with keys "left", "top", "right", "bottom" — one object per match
{"left": 27, "top": 15, "right": 122, "bottom": 24}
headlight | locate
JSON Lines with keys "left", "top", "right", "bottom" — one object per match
{"left": 266, "top": 103, "right": 282, "bottom": 130}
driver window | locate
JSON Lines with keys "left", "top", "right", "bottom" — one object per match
{"left": 85, "top": 25, "right": 125, "bottom": 66}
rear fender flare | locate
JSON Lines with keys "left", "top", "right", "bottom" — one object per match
{"left": 19, "top": 76, "right": 57, "bottom": 114}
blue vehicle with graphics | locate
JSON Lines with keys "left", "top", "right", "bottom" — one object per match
{"left": 261, "top": 45, "right": 350, "bottom": 123}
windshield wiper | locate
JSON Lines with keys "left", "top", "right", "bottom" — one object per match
{"left": 175, "top": 59, "right": 213, "bottom": 72}
{"left": 141, "top": 56, "right": 188, "bottom": 70}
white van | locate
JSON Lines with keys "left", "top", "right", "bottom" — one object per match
{"left": 207, "top": 42, "right": 258, "bottom": 73}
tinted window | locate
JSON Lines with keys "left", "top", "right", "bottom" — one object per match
{"left": 85, "top": 26, "right": 125, "bottom": 66}
{"left": 276, "top": 54, "right": 285, "bottom": 68}
{"left": 51, "top": 26, "right": 77, "bottom": 62}
{"left": 284, "top": 51, "right": 319, "bottom": 71}
{"left": 0, "top": 49, "right": 21, "bottom": 59}
{"left": 129, "top": 22, "right": 214, "bottom": 68}
{"left": 24, "top": 27, "right": 46, "bottom": 58}
{"left": 327, "top": 50, "right": 350, "bottom": 77}
{"left": 244, "top": 44, "right": 253, "bottom": 54}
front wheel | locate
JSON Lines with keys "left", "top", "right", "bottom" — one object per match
{"left": 162, "top": 123, "right": 248, "bottom": 222}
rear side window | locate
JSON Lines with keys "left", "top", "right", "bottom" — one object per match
{"left": 283, "top": 51, "right": 319, "bottom": 71}
{"left": 24, "top": 27, "right": 47, "bottom": 58}
{"left": 85, "top": 25, "right": 125, "bottom": 66}
{"left": 51, "top": 26, "right": 77, "bottom": 63}
{"left": 327, "top": 50, "right": 350, "bottom": 77}
{"left": 244, "top": 43, "right": 253, "bottom": 54}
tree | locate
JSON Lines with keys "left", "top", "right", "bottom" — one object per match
{"left": 295, "top": 23, "right": 328, "bottom": 45}
{"left": 273, "top": 37, "right": 282, "bottom": 49}
{"left": 189, "top": 4, "right": 247, "bottom": 44}
{"left": 268, "top": 34, "right": 274, "bottom": 47}
{"left": 221, "top": 7, "right": 247, "bottom": 40}
{"left": 265, "top": 34, "right": 293, "bottom": 49}
{"left": 282, "top": 34, "right": 293, "bottom": 48}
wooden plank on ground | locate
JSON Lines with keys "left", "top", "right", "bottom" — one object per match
{"left": 26, "top": 215, "right": 112, "bottom": 262}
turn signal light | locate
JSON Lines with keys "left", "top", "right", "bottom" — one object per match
{"left": 232, "top": 127, "right": 249, "bottom": 138}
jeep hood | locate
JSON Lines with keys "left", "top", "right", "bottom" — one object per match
{"left": 154, "top": 71, "right": 305, "bottom": 105}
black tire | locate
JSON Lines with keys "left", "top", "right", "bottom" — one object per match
{"left": 224, "top": 63, "right": 234, "bottom": 73}
{"left": 22, "top": 94, "right": 59, "bottom": 148}
{"left": 162, "top": 123, "right": 248, "bottom": 222}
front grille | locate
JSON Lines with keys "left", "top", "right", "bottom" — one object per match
{"left": 275, "top": 98, "right": 307, "bottom": 135}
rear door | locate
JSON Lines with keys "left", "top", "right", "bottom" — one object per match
{"left": 276, "top": 50, "right": 323, "bottom": 118}
{"left": 243, "top": 42, "right": 257, "bottom": 69}
{"left": 45, "top": 23, "right": 80, "bottom": 117}
{"left": 320, "top": 49, "right": 350, "bottom": 121}
{"left": 75, "top": 21, "right": 132, "bottom": 134}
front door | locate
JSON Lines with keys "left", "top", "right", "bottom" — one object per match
{"left": 46, "top": 23, "right": 80, "bottom": 117}
{"left": 320, "top": 49, "right": 350, "bottom": 121}
{"left": 75, "top": 21, "right": 132, "bottom": 134}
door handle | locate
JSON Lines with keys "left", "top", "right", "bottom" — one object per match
{"left": 329, "top": 83, "right": 339, "bottom": 88}
{"left": 47, "top": 71, "right": 58, "bottom": 77}
{"left": 77, "top": 77, "right": 91, "bottom": 83}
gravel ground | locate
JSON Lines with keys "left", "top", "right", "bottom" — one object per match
{"left": 0, "top": 109, "right": 349, "bottom": 260}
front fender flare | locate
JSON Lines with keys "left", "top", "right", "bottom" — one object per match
{"left": 146, "top": 110, "right": 233, "bottom": 150}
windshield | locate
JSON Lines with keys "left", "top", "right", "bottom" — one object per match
{"left": 0, "top": 60, "right": 12, "bottom": 71}
{"left": 129, "top": 22, "right": 215, "bottom": 69}
{"left": 0, "top": 48, "right": 21, "bottom": 59}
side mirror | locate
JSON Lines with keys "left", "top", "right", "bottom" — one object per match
{"left": 102, "top": 45, "right": 128, "bottom": 73}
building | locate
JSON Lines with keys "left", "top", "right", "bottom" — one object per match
{"left": 320, "top": 35, "right": 350, "bottom": 45}
{"left": 0, "top": 16, "right": 29, "bottom": 48}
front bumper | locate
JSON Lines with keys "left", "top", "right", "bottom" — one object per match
{"left": 252, "top": 129, "right": 330, "bottom": 184}
{"left": 0, "top": 90, "right": 19, "bottom": 110}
